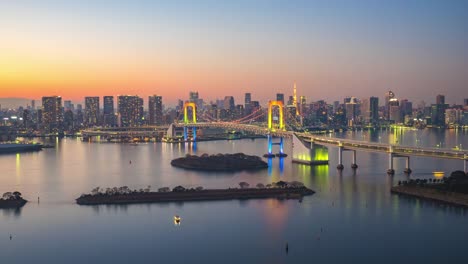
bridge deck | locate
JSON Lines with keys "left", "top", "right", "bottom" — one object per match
{"left": 81, "top": 122, "right": 467, "bottom": 161}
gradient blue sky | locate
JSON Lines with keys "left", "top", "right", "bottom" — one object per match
{"left": 0, "top": 0, "right": 467, "bottom": 105}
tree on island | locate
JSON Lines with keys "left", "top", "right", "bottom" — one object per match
{"left": 276, "top": 181, "right": 288, "bottom": 188}
{"left": 256, "top": 183, "right": 265, "bottom": 189}
{"left": 2, "top": 191, "right": 23, "bottom": 200}
{"left": 239, "top": 182, "right": 250, "bottom": 189}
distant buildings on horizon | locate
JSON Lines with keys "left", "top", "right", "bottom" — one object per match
{"left": 1, "top": 87, "right": 467, "bottom": 134}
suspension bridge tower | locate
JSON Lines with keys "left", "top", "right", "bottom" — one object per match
{"left": 183, "top": 102, "right": 197, "bottom": 141}
{"left": 263, "top": 101, "right": 287, "bottom": 158}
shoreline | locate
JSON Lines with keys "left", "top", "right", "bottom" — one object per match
{"left": 0, "top": 198, "right": 27, "bottom": 209}
{"left": 76, "top": 187, "right": 315, "bottom": 205}
{"left": 391, "top": 185, "right": 468, "bottom": 208}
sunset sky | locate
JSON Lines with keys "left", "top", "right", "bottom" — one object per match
{"left": 0, "top": 0, "right": 467, "bottom": 105}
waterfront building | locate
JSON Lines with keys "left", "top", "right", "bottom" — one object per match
{"left": 42, "top": 96, "right": 63, "bottom": 133}
{"left": 84, "top": 97, "right": 100, "bottom": 127}
{"left": 149, "top": 95, "right": 163, "bottom": 125}
{"left": 345, "top": 97, "right": 360, "bottom": 126}
{"left": 388, "top": 98, "right": 400, "bottom": 123}
{"left": 370, "top": 96, "right": 379, "bottom": 124}
{"left": 103, "top": 96, "right": 115, "bottom": 127}
{"left": 117, "top": 95, "right": 143, "bottom": 127}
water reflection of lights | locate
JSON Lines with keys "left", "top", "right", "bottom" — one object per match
{"left": 16, "top": 153, "right": 21, "bottom": 184}
{"left": 268, "top": 158, "right": 273, "bottom": 175}
{"left": 279, "top": 157, "right": 284, "bottom": 174}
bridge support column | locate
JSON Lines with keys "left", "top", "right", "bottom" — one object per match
{"left": 183, "top": 127, "right": 188, "bottom": 141}
{"left": 192, "top": 127, "right": 197, "bottom": 142}
{"left": 351, "top": 150, "right": 358, "bottom": 169}
{"left": 264, "top": 134, "right": 276, "bottom": 158}
{"left": 387, "top": 153, "right": 395, "bottom": 175}
{"left": 404, "top": 157, "right": 412, "bottom": 174}
{"left": 464, "top": 159, "right": 467, "bottom": 173}
{"left": 337, "top": 146, "right": 344, "bottom": 170}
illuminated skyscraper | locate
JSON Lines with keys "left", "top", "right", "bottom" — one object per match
{"left": 385, "top": 91, "right": 395, "bottom": 119}
{"left": 293, "top": 82, "right": 298, "bottom": 115}
{"left": 118, "top": 95, "right": 143, "bottom": 127}
{"left": 84, "top": 97, "right": 100, "bottom": 127}
{"left": 42, "top": 96, "right": 63, "bottom": 132}
{"left": 149, "top": 95, "right": 163, "bottom": 125}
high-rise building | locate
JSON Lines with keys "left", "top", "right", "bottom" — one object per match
{"left": 64, "top": 100, "right": 73, "bottom": 111}
{"left": 464, "top": 98, "right": 468, "bottom": 107}
{"left": 42, "top": 96, "right": 63, "bottom": 132}
{"left": 293, "top": 82, "right": 299, "bottom": 115}
{"left": 369, "top": 97, "right": 379, "bottom": 124}
{"left": 118, "top": 95, "right": 143, "bottom": 127}
{"left": 385, "top": 91, "right": 395, "bottom": 119}
{"left": 223, "top": 96, "right": 235, "bottom": 111}
{"left": 103, "top": 96, "right": 115, "bottom": 127}
{"left": 276, "top": 93, "right": 284, "bottom": 104}
{"left": 436, "top": 94, "right": 445, "bottom": 105}
{"left": 299, "top": 96, "right": 306, "bottom": 116}
{"left": 84, "top": 97, "right": 100, "bottom": 127}
{"left": 388, "top": 98, "right": 401, "bottom": 123}
{"left": 431, "top": 95, "right": 448, "bottom": 127}
{"left": 31, "top": 100, "right": 35, "bottom": 110}
{"left": 189, "top": 91, "right": 199, "bottom": 101}
{"left": 244, "top": 93, "right": 252, "bottom": 115}
{"left": 345, "top": 97, "right": 359, "bottom": 125}
{"left": 149, "top": 95, "right": 163, "bottom": 125}
{"left": 400, "top": 99, "right": 413, "bottom": 118}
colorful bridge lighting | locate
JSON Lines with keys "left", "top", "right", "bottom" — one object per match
{"left": 268, "top": 100, "right": 284, "bottom": 131}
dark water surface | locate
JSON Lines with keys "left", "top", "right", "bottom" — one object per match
{"left": 1, "top": 128, "right": 467, "bottom": 263}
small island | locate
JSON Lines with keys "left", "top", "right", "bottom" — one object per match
{"left": 391, "top": 170, "right": 468, "bottom": 208}
{"left": 171, "top": 153, "right": 268, "bottom": 171}
{"left": 76, "top": 181, "right": 314, "bottom": 205}
{"left": 0, "top": 191, "right": 28, "bottom": 208}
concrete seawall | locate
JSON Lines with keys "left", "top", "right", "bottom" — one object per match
{"left": 391, "top": 185, "right": 468, "bottom": 208}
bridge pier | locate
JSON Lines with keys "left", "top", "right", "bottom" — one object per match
{"left": 387, "top": 153, "right": 395, "bottom": 175}
{"left": 404, "top": 156, "right": 412, "bottom": 174}
{"left": 264, "top": 135, "right": 287, "bottom": 158}
{"left": 351, "top": 150, "right": 358, "bottom": 169}
{"left": 337, "top": 146, "right": 344, "bottom": 170}
{"left": 183, "top": 126, "right": 197, "bottom": 142}
{"left": 464, "top": 159, "right": 467, "bottom": 173}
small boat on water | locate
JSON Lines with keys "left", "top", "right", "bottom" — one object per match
{"left": 174, "top": 215, "right": 181, "bottom": 225}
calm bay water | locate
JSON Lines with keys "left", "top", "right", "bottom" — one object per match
{"left": 1, "top": 128, "right": 467, "bottom": 263}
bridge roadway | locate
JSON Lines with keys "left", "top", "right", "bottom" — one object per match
{"left": 81, "top": 125, "right": 169, "bottom": 138}
{"left": 81, "top": 122, "right": 467, "bottom": 162}
{"left": 179, "top": 122, "right": 467, "bottom": 161}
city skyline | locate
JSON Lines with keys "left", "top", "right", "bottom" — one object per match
{"left": 1, "top": 1, "right": 467, "bottom": 104}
